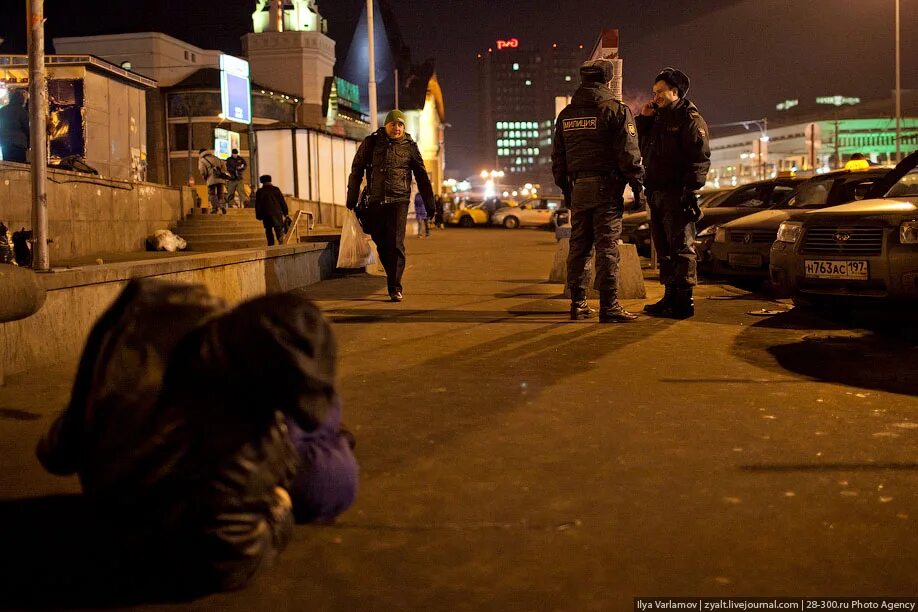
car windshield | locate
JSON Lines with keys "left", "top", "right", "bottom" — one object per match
{"left": 885, "top": 169, "right": 918, "bottom": 198}
{"left": 791, "top": 177, "right": 835, "bottom": 208}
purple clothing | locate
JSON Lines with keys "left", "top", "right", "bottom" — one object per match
{"left": 414, "top": 193, "right": 428, "bottom": 220}
{"left": 285, "top": 398, "right": 358, "bottom": 523}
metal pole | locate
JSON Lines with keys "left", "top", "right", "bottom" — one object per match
{"left": 394, "top": 67, "right": 399, "bottom": 110}
{"left": 894, "top": 0, "right": 901, "bottom": 163}
{"left": 27, "top": 0, "right": 49, "bottom": 271}
{"left": 367, "top": 0, "right": 378, "bottom": 131}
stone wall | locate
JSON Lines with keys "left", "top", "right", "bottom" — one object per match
{"left": 0, "top": 241, "right": 338, "bottom": 378}
{"left": 0, "top": 162, "right": 192, "bottom": 261}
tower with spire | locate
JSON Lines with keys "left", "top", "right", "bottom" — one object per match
{"left": 243, "top": 0, "right": 336, "bottom": 127}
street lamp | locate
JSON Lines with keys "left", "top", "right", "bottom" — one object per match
{"left": 710, "top": 118, "right": 770, "bottom": 180}
{"left": 894, "top": 0, "right": 901, "bottom": 162}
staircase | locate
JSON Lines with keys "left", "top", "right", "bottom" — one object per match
{"left": 173, "top": 208, "right": 340, "bottom": 251}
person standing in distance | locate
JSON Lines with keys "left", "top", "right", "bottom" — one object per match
{"left": 0, "top": 89, "right": 30, "bottom": 163}
{"left": 551, "top": 59, "right": 645, "bottom": 323}
{"left": 346, "top": 110, "right": 434, "bottom": 302}
{"left": 225, "top": 148, "right": 248, "bottom": 207}
{"left": 636, "top": 68, "right": 711, "bottom": 318}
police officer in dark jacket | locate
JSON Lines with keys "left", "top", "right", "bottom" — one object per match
{"left": 346, "top": 109, "right": 434, "bottom": 302}
{"left": 551, "top": 59, "right": 644, "bottom": 323}
{"left": 636, "top": 68, "right": 711, "bottom": 318}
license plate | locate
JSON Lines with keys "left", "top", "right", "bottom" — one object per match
{"left": 728, "top": 253, "right": 762, "bottom": 267}
{"left": 804, "top": 259, "right": 869, "bottom": 280}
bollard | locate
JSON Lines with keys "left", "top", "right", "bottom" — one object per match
{"left": 559, "top": 243, "right": 646, "bottom": 300}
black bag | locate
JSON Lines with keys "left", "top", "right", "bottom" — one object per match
{"left": 354, "top": 188, "right": 372, "bottom": 234}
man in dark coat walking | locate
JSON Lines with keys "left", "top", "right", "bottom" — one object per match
{"left": 255, "top": 174, "right": 289, "bottom": 246}
{"left": 345, "top": 109, "right": 434, "bottom": 302}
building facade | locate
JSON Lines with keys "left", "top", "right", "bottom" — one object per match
{"left": 477, "top": 40, "right": 584, "bottom": 185}
{"left": 708, "top": 94, "right": 918, "bottom": 187}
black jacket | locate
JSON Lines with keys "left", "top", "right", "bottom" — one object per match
{"left": 551, "top": 83, "right": 644, "bottom": 196}
{"left": 346, "top": 128, "right": 434, "bottom": 208}
{"left": 226, "top": 155, "right": 247, "bottom": 180}
{"left": 0, "top": 101, "right": 29, "bottom": 149}
{"left": 636, "top": 97, "right": 711, "bottom": 192}
{"left": 255, "top": 183, "right": 289, "bottom": 227}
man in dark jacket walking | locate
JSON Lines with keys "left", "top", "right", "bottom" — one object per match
{"left": 636, "top": 67, "right": 711, "bottom": 318}
{"left": 0, "top": 90, "right": 30, "bottom": 163}
{"left": 255, "top": 174, "right": 289, "bottom": 246}
{"left": 346, "top": 109, "right": 434, "bottom": 302}
{"left": 552, "top": 59, "right": 645, "bottom": 323}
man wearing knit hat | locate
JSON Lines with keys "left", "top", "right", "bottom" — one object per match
{"left": 346, "top": 109, "right": 434, "bottom": 302}
{"left": 636, "top": 67, "right": 711, "bottom": 318}
{"left": 551, "top": 58, "right": 645, "bottom": 323}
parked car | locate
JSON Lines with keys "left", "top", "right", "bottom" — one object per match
{"left": 445, "top": 201, "right": 491, "bottom": 227}
{"left": 693, "top": 177, "right": 806, "bottom": 267}
{"left": 493, "top": 197, "right": 562, "bottom": 229}
{"left": 710, "top": 167, "right": 893, "bottom": 280}
{"left": 621, "top": 188, "right": 732, "bottom": 256}
{"left": 770, "top": 151, "right": 918, "bottom": 305}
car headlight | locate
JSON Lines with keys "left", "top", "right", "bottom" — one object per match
{"left": 776, "top": 221, "right": 803, "bottom": 243}
{"left": 900, "top": 221, "right": 918, "bottom": 244}
{"left": 696, "top": 224, "right": 718, "bottom": 238}
{"left": 637, "top": 222, "right": 650, "bottom": 231}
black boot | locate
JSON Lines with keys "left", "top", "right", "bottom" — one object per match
{"left": 599, "top": 291, "right": 638, "bottom": 323}
{"left": 569, "top": 288, "right": 595, "bottom": 320}
{"left": 643, "top": 285, "right": 675, "bottom": 316}
{"left": 669, "top": 287, "right": 695, "bottom": 318}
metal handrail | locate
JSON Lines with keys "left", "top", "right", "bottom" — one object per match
{"left": 282, "top": 209, "right": 315, "bottom": 244}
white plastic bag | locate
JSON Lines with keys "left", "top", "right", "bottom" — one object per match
{"left": 336, "top": 210, "right": 373, "bottom": 268}
{"left": 152, "top": 229, "right": 188, "bottom": 252}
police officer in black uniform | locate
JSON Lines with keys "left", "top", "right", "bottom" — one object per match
{"left": 636, "top": 68, "right": 711, "bottom": 318}
{"left": 551, "top": 59, "right": 645, "bottom": 323}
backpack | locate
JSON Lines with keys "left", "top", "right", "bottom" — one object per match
{"left": 203, "top": 155, "right": 232, "bottom": 181}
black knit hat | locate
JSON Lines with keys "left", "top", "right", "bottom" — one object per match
{"left": 259, "top": 174, "right": 272, "bottom": 183}
{"left": 579, "top": 59, "right": 615, "bottom": 84}
{"left": 654, "top": 67, "right": 690, "bottom": 98}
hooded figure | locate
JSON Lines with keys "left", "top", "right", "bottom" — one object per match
{"left": 37, "top": 279, "right": 357, "bottom": 594}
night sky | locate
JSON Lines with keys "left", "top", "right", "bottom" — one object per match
{"left": 2, "top": 0, "right": 915, "bottom": 176}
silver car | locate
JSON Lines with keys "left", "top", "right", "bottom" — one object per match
{"left": 492, "top": 198, "right": 562, "bottom": 229}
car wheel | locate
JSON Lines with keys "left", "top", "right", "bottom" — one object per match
{"left": 503, "top": 216, "right": 520, "bottom": 229}
{"left": 458, "top": 216, "right": 474, "bottom": 228}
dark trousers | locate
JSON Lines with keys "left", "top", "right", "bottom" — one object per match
{"left": 648, "top": 190, "right": 697, "bottom": 287}
{"left": 367, "top": 201, "right": 410, "bottom": 293}
{"left": 264, "top": 223, "right": 283, "bottom": 246}
{"left": 567, "top": 178, "right": 624, "bottom": 295}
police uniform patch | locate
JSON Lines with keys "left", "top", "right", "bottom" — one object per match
{"left": 627, "top": 122, "right": 636, "bottom": 136}
{"left": 562, "top": 117, "right": 597, "bottom": 131}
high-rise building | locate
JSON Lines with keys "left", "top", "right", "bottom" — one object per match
{"left": 477, "top": 40, "right": 584, "bottom": 186}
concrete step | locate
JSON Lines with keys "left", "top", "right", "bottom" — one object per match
{"left": 186, "top": 238, "right": 270, "bottom": 251}
{"left": 179, "top": 231, "right": 267, "bottom": 241}
{"left": 176, "top": 222, "right": 265, "bottom": 231}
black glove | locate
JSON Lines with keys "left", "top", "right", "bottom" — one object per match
{"left": 629, "top": 184, "right": 647, "bottom": 211}
{"left": 682, "top": 190, "right": 703, "bottom": 223}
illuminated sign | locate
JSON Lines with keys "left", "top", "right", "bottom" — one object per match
{"left": 776, "top": 99, "right": 799, "bottom": 111}
{"left": 334, "top": 77, "right": 361, "bottom": 112}
{"left": 214, "top": 128, "right": 240, "bottom": 160}
{"left": 496, "top": 38, "right": 519, "bottom": 50}
{"left": 816, "top": 95, "right": 860, "bottom": 107}
{"left": 219, "top": 54, "right": 251, "bottom": 124}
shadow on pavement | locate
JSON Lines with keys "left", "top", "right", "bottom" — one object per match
{"left": 0, "top": 495, "right": 197, "bottom": 610}
{"left": 731, "top": 306, "right": 918, "bottom": 397}
{"left": 325, "top": 308, "right": 585, "bottom": 324}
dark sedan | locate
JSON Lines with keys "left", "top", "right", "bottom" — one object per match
{"left": 621, "top": 188, "right": 732, "bottom": 256}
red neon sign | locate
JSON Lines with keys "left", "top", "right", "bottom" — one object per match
{"left": 496, "top": 38, "right": 519, "bottom": 50}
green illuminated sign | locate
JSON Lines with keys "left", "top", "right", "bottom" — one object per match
{"left": 816, "top": 95, "right": 860, "bottom": 107}
{"left": 335, "top": 77, "right": 361, "bottom": 112}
